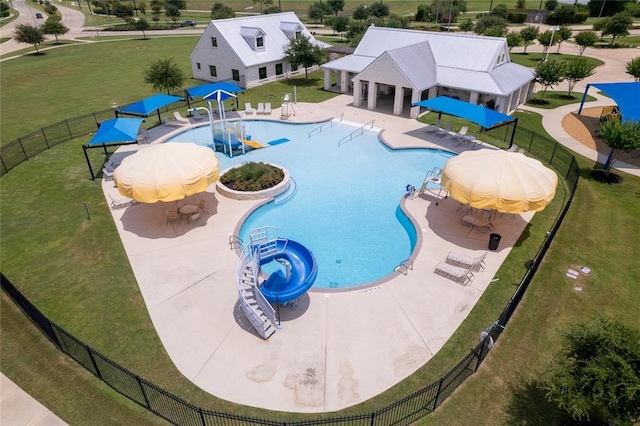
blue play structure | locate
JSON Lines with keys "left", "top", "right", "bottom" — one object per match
{"left": 250, "top": 228, "right": 318, "bottom": 303}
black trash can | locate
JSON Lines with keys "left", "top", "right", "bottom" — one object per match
{"left": 489, "top": 233, "right": 501, "bottom": 251}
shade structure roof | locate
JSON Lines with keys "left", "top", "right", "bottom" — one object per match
{"left": 580, "top": 82, "right": 640, "bottom": 122}
{"left": 413, "top": 96, "right": 516, "bottom": 129}
{"left": 87, "top": 118, "right": 144, "bottom": 146}
{"left": 441, "top": 150, "right": 558, "bottom": 214}
{"left": 118, "top": 94, "right": 184, "bottom": 116}
{"left": 113, "top": 143, "right": 220, "bottom": 203}
{"left": 186, "top": 82, "right": 243, "bottom": 99}
{"left": 204, "top": 89, "right": 237, "bottom": 102}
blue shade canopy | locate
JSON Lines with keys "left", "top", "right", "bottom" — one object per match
{"left": 579, "top": 82, "right": 640, "bottom": 123}
{"left": 186, "top": 82, "right": 243, "bottom": 98}
{"left": 413, "top": 96, "right": 516, "bottom": 129}
{"left": 119, "top": 94, "right": 184, "bottom": 116}
{"left": 88, "top": 118, "right": 144, "bottom": 146}
{"left": 204, "top": 89, "right": 237, "bottom": 102}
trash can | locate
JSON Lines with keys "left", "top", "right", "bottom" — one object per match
{"left": 489, "top": 233, "right": 501, "bottom": 251}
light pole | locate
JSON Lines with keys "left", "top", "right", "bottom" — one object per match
{"left": 545, "top": 25, "right": 559, "bottom": 62}
{"left": 188, "top": 106, "right": 216, "bottom": 153}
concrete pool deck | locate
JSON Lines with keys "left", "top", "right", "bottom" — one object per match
{"left": 103, "top": 95, "right": 533, "bottom": 412}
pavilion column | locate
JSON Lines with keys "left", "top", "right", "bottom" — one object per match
{"left": 367, "top": 82, "right": 376, "bottom": 110}
{"left": 410, "top": 89, "right": 421, "bottom": 119}
{"left": 393, "top": 85, "right": 404, "bottom": 116}
{"left": 340, "top": 71, "right": 349, "bottom": 93}
{"left": 353, "top": 81, "right": 362, "bottom": 107}
{"left": 428, "top": 86, "right": 438, "bottom": 99}
{"left": 324, "top": 69, "right": 332, "bottom": 91}
{"left": 469, "top": 91, "right": 479, "bottom": 105}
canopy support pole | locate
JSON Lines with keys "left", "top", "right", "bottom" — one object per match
{"left": 508, "top": 117, "right": 518, "bottom": 150}
{"left": 577, "top": 84, "right": 591, "bottom": 116}
{"left": 83, "top": 145, "right": 95, "bottom": 180}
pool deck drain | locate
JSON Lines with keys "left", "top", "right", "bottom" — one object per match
{"left": 104, "top": 94, "right": 531, "bottom": 413}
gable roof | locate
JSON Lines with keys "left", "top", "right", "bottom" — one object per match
{"left": 376, "top": 43, "right": 437, "bottom": 91}
{"left": 203, "top": 12, "right": 330, "bottom": 67}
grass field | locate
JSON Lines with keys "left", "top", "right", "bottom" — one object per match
{"left": 2, "top": 33, "right": 640, "bottom": 425}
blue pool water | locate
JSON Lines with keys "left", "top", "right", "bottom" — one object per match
{"left": 167, "top": 120, "right": 454, "bottom": 289}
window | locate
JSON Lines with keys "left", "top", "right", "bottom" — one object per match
{"left": 275, "top": 63, "right": 283, "bottom": 76}
{"left": 259, "top": 67, "right": 267, "bottom": 80}
{"left": 196, "top": 63, "right": 201, "bottom": 70}
{"left": 232, "top": 69, "right": 240, "bottom": 82}
{"left": 211, "top": 37, "right": 217, "bottom": 47}
{"left": 209, "top": 65, "right": 217, "bottom": 77}
{"left": 256, "top": 37, "right": 264, "bottom": 48}
{"left": 295, "top": 31, "right": 301, "bottom": 38}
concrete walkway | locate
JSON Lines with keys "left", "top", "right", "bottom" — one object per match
{"left": 1, "top": 374, "right": 67, "bottom": 426}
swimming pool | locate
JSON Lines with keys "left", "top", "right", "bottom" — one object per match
{"left": 167, "top": 120, "right": 455, "bottom": 289}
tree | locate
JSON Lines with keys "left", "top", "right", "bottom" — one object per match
{"left": 327, "top": 0, "right": 344, "bottom": 16}
{"left": 516, "top": 0, "right": 526, "bottom": 10}
{"left": 415, "top": 4, "right": 430, "bottom": 21}
{"left": 506, "top": 31, "right": 522, "bottom": 51}
{"left": 113, "top": 2, "right": 135, "bottom": 24}
{"left": 474, "top": 15, "right": 507, "bottom": 35}
{"left": 150, "top": 0, "right": 162, "bottom": 25}
{"left": 429, "top": 0, "right": 467, "bottom": 23}
{"left": 42, "top": 18, "right": 69, "bottom": 43}
{"left": 165, "top": 0, "right": 185, "bottom": 10}
{"left": 13, "top": 23, "right": 45, "bottom": 53}
{"left": 598, "top": 118, "right": 640, "bottom": 175}
{"left": 491, "top": 3, "right": 509, "bottom": 19}
{"left": 587, "top": 0, "right": 634, "bottom": 18}
{"left": 536, "top": 30, "right": 558, "bottom": 54}
{"left": 626, "top": 56, "right": 640, "bottom": 82}
{"left": 133, "top": 16, "right": 149, "bottom": 39}
{"left": 545, "top": 317, "right": 640, "bottom": 424}
{"left": 352, "top": 4, "right": 370, "bottom": 20}
{"left": 329, "top": 15, "right": 349, "bottom": 40}
{"left": 164, "top": 3, "right": 180, "bottom": 26}
{"left": 211, "top": 2, "right": 234, "bottom": 19}
{"left": 534, "top": 58, "right": 564, "bottom": 100}
{"left": 519, "top": 25, "right": 539, "bottom": 53}
{"left": 1, "top": 1, "right": 10, "bottom": 18}
{"left": 369, "top": 2, "right": 389, "bottom": 18}
{"left": 550, "top": 4, "right": 576, "bottom": 24}
{"left": 459, "top": 19, "right": 473, "bottom": 33}
{"left": 138, "top": 0, "right": 146, "bottom": 15}
{"left": 594, "top": 12, "right": 633, "bottom": 46}
{"left": 574, "top": 30, "right": 598, "bottom": 56}
{"left": 308, "top": 2, "right": 328, "bottom": 24}
{"left": 544, "top": 0, "right": 557, "bottom": 11}
{"left": 143, "top": 57, "right": 185, "bottom": 94}
{"left": 283, "top": 34, "right": 326, "bottom": 80}
{"left": 562, "top": 57, "right": 596, "bottom": 97}
{"left": 555, "top": 25, "right": 572, "bottom": 53}
{"left": 263, "top": 5, "right": 280, "bottom": 14}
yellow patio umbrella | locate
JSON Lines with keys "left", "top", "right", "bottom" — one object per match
{"left": 113, "top": 143, "right": 220, "bottom": 203}
{"left": 441, "top": 149, "right": 558, "bottom": 214}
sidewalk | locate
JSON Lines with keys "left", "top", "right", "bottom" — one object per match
{"left": 1, "top": 374, "right": 67, "bottom": 425}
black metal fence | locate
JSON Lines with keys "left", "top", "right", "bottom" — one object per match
{"left": 1, "top": 117, "right": 580, "bottom": 425}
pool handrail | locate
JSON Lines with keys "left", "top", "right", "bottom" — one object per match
{"left": 308, "top": 112, "right": 344, "bottom": 138}
{"left": 337, "top": 119, "right": 375, "bottom": 146}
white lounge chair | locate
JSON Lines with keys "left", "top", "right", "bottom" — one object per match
{"left": 161, "top": 115, "right": 182, "bottom": 127}
{"left": 108, "top": 194, "right": 137, "bottom": 210}
{"left": 173, "top": 111, "right": 191, "bottom": 126}
{"left": 453, "top": 126, "right": 468, "bottom": 145}
{"left": 244, "top": 102, "right": 256, "bottom": 114}
{"left": 191, "top": 110, "right": 206, "bottom": 121}
{"left": 437, "top": 122, "right": 452, "bottom": 136}
{"left": 256, "top": 103, "right": 265, "bottom": 114}
{"left": 434, "top": 262, "right": 474, "bottom": 285}
{"left": 264, "top": 102, "right": 272, "bottom": 115}
{"left": 446, "top": 251, "right": 487, "bottom": 272}
{"left": 423, "top": 119, "right": 441, "bottom": 133}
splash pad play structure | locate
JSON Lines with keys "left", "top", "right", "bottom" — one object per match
{"left": 236, "top": 227, "right": 318, "bottom": 339}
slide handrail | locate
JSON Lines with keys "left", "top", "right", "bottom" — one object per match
{"left": 308, "top": 112, "right": 344, "bottom": 138}
{"left": 337, "top": 119, "right": 375, "bottom": 146}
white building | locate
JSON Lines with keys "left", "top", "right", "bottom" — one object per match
{"left": 321, "top": 26, "right": 536, "bottom": 118}
{"left": 190, "top": 12, "right": 331, "bottom": 89}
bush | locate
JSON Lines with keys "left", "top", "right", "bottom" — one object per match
{"left": 220, "top": 162, "right": 284, "bottom": 192}
{"left": 508, "top": 11, "right": 527, "bottom": 23}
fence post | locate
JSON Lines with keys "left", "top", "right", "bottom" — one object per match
{"left": 65, "top": 119, "right": 72, "bottom": 139}
{"left": 41, "top": 128, "right": 50, "bottom": 149}
{"left": 198, "top": 407, "right": 206, "bottom": 426}
{"left": 432, "top": 377, "right": 444, "bottom": 410}
{"left": 370, "top": 411, "right": 375, "bottom": 426}
{"left": 137, "top": 377, "right": 151, "bottom": 409}
{"left": 17, "top": 137, "right": 28, "bottom": 161}
{"left": 87, "top": 348, "right": 103, "bottom": 380}
{"left": 549, "top": 142, "right": 558, "bottom": 165}
{"left": 475, "top": 341, "right": 485, "bottom": 372}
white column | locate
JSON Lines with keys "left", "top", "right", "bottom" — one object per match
{"left": 393, "top": 85, "right": 404, "bottom": 115}
{"left": 340, "top": 71, "right": 348, "bottom": 93}
{"left": 469, "top": 91, "right": 479, "bottom": 105}
{"left": 410, "top": 90, "right": 421, "bottom": 119}
{"left": 428, "top": 86, "right": 438, "bottom": 99}
{"left": 367, "top": 82, "right": 376, "bottom": 110}
{"left": 323, "top": 69, "right": 332, "bottom": 91}
{"left": 353, "top": 80, "right": 362, "bottom": 107}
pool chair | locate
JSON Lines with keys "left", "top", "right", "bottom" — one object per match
{"left": 161, "top": 115, "right": 183, "bottom": 127}
{"left": 197, "top": 199, "right": 209, "bottom": 214}
{"left": 437, "top": 122, "right": 452, "bottom": 136}
{"left": 191, "top": 109, "right": 206, "bottom": 121}
{"left": 507, "top": 144, "right": 519, "bottom": 152}
{"left": 109, "top": 194, "right": 137, "bottom": 210}
{"left": 434, "top": 262, "right": 474, "bottom": 285}
{"left": 264, "top": 103, "right": 272, "bottom": 115}
{"left": 256, "top": 103, "right": 265, "bottom": 115}
{"left": 445, "top": 251, "right": 487, "bottom": 272}
{"left": 453, "top": 126, "right": 468, "bottom": 145}
{"left": 244, "top": 102, "right": 257, "bottom": 114}
{"left": 173, "top": 111, "right": 191, "bottom": 126}
{"left": 422, "top": 119, "right": 441, "bottom": 133}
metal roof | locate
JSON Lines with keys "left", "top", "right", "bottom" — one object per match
{"left": 489, "top": 63, "right": 537, "bottom": 95}
{"left": 206, "top": 13, "right": 330, "bottom": 67}
{"left": 321, "top": 55, "right": 375, "bottom": 73}
{"left": 386, "top": 43, "right": 437, "bottom": 91}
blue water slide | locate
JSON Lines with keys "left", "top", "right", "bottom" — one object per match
{"left": 258, "top": 239, "right": 318, "bottom": 303}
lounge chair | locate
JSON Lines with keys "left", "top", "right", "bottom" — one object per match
{"left": 453, "top": 126, "right": 468, "bottom": 145}
{"left": 256, "top": 103, "right": 265, "bottom": 114}
{"left": 461, "top": 214, "right": 494, "bottom": 232}
{"left": 244, "top": 102, "right": 257, "bottom": 114}
{"left": 423, "top": 119, "right": 441, "bottom": 133}
{"left": 434, "top": 262, "right": 474, "bottom": 285}
{"left": 446, "top": 251, "right": 487, "bottom": 272}
{"left": 161, "top": 115, "right": 182, "bottom": 127}
{"left": 437, "top": 122, "right": 452, "bottom": 136}
{"left": 173, "top": 111, "right": 191, "bottom": 126}
{"left": 102, "top": 167, "right": 115, "bottom": 180}
{"left": 192, "top": 109, "right": 206, "bottom": 121}
{"left": 109, "top": 194, "right": 137, "bottom": 210}
{"left": 264, "top": 102, "right": 272, "bottom": 115}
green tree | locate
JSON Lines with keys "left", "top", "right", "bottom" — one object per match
{"left": 13, "top": 23, "right": 45, "bottom": 53}
{"left": 534, "top": 58, "right": 564, "bottom": 100}
{"left": 415, "top": 4, "right": 429, "bottom": 21}
{"left": 352, "top": 4, "right": 370, "bottom": 20}
{"left": 369, "top": 2, "right": 389, "bottom": 18}
{"left": 519, "top": 25, "right": 539, "bottom": 53}
{"left": 545, "top": 317, "right": 640, "bottom": 424}
{"left": 308, "top": 1, "right": 328, "bottom": 24}
{"left": 327, "top": 0, "right": 344, "bottom": 16}
{"left": 594, "top": 12, "right": 633, "bottom": 46}
{"left": 516, "top": 0, "right": 526, "bottom": 10}
{"left": 41, "top": 17, "right": 68, "bottom": 43}
{"left": 385, "top": 14, "right": 409, "bottom": 28}
{"left": 263, "top": 5, "right": 280, "bottom": 14}
{"left": 574, "top": 30, "right": 598, "bottom": 56}
{"left": 555, "top": 25, "right": 572, "bottom": 53}
{"left": 164, "top": 3, "right": 180, "bottom": 25}
{"left": 133, "top": 16, "right": 149, "bottom": 39}
{"left": 598, "top": 119, "right": 640, "bottom": 175}
{"left": 283, "top": 34, "right": 326, "bottom": 80}
{"left": 550, "top": 4, "right": 575, "bottom": 24}
{"left": 429, "top": 0, "right": 467, "bottom": 23}
{"left": 562, "top": 57, "right": 596, "bottom": 97}
{"left": 138, "top": 0, "right": 146, "bottom": 15}
{"left": 346, "top": 18, "right": 367, "bottom": 46}
{"left": 459, "top": 19, "right": 473, "bottom": 33}
{"left": 143, "top": 57, "right": 185, "bottom": 94}
{"left": 150, "top": 0, "right": 162, "bottom": 25}
{"left": 329, "top": 15, "right": 349, "bottom": 40}
{"left": 112, "top": 1, "right": 135, "bottom": 24}
{"left": 587, "top": 0, "right": 634, "bottom": 18}
{"left": 211, "top": 2, "right": 234, "bottom": 19}
{"left": 506, "top": 31, "right": 522, "bottom": 51}
{"left": 626, "top": 56, "right": 640, "bottom": 82}
{"left": 491, "top": 3, "right": 509, "bottom": 19}
{"left": 474, "top": 14, "right": 507, "bottom": 35}
{"left": 544, "top": 0, "right": 557, "bottom": 11}
{"left": 165, "top": 0, "right": 185, "bottom": 10}
{"left": 1, "top": 1, "right": 10, "bottom": 18}
{"left": 536, "top": 29, "right": 559, "bottom": 54}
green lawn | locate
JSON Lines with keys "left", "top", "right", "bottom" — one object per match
{"left": 509, "top": 51, "right": 604, "bottom": 69}
{"left": 526, "top": 91, "right": 597, "bottom": 109}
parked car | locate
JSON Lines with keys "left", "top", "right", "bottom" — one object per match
{"left": 35, "top": 12, "right": 43, "bottom": 18}
{"left": 180, "top": 20, "right": 196, "bottom": 27}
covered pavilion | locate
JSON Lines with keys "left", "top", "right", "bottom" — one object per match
{"left": 577, "top": 82, "right": 640, "bottom": 123}
{"left": 116, "top": 94, "right": 185, "bottom": 123}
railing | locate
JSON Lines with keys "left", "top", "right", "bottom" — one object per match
{"left": 308, "top": 112, "right": 345, "bottom": 138}
{"left": 337, "top": 119, "right": 375, "bottom": 147}
{"left": 394, "top": 259, "right": 414, "bottom": 275}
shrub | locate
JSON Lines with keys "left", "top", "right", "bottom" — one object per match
{"left": 220, "top": 162, "right": 284, "bottom": 192}
{"left": 508, "top": 11, "right": 527, "bottom": 23}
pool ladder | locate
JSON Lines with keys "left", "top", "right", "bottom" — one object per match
{"left": 394, "top": 259, "right": 413, "bottom": 275}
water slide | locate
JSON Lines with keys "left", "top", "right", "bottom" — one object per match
{"left": 258, "top": 239, "right": 318, "bottom": 303}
